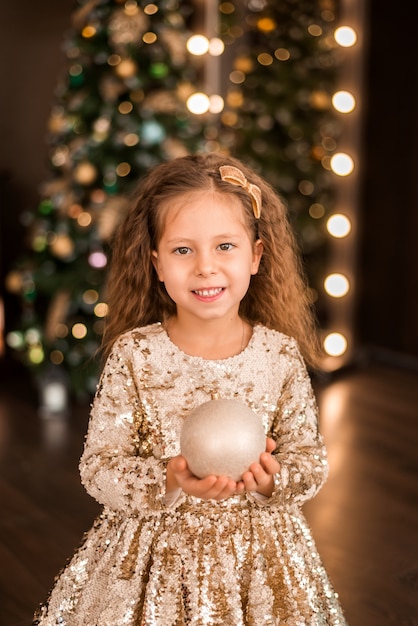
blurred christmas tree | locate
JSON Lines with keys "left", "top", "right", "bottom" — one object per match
{"left": 5, "top": 0, "right": 215, "bottom": 398}
{"left": 5, "top": 0, "right": 340, "bottom": 399}
{"left": 219, "top": 0, "right": 341, "bottom": 318}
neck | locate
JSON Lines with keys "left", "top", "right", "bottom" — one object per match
{"left": 165, "top": 315, "right": 251, "bottom": 359}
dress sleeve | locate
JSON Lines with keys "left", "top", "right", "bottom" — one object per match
{"left": 260, "top": 339, "right": 328, "bottom": 507}
{"left": 79, "top": 335, "right": 185, "bottom": 516}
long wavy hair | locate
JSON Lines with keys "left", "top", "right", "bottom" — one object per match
{"left": 102, "top": 152, "right": 320, "bottom": 367}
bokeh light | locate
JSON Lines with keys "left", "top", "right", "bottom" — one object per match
{"left": 327, "top": 214, "right": 352, "bottom": 238}
{"left": 324, "top": 332, "right": 348, "bottom": 356}
{"left": 186, "top": 93, "right": 210, "bottom": 115}
{"left": 187, "top": 35, "right": 209, "bottom": 55}
{"left": 332, "top": 90, "right": 356, "bottom": 113}
{"left": 330, "top": 152, "right": 354, "bottom": 176}
{"left": 324, "top": 273, "right": 350, "bottom": 298}
{"left": 334, "top": 26, "right": 357, "bottom": 47}
{"left": 72, "top": 323, "right": 88, "bottom": 339}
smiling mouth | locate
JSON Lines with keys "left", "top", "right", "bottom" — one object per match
{"left": 193, "top": 288, "right": 224, "bottom": 297}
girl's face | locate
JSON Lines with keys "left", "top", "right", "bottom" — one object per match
{"left": 152, "top": 191, "right": 263, "bottom": 325}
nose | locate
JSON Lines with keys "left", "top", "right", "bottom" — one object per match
{"left": 194, "top": 250, "right": 218, "bottom": 277}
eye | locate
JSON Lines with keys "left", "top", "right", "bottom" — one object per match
{"left": 174, "top": 246, "right": 191, "bottom": 255}
{"left": 217, "top": 242, "right": 234, "bottom": 251}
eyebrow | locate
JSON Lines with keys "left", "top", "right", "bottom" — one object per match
{"left": 165, "top": 232, "right": 242, "bottom": 245}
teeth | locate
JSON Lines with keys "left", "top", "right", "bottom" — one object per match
{"left": 194, "top": 288, "right": 223, "bottom": 297}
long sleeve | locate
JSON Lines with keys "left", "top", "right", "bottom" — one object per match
{"left": 266, "top": 339, "right": 328, "bottom": 507}
{"left": 79, "top": 336, "right": 183, "bottom": 517}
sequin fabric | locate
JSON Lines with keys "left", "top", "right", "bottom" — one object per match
{"left": 34, "top": 323, "right": 347, "bottom": 626}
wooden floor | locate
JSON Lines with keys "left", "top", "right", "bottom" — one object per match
{"left": 0, "top": 359, "right": 418, "bottom": 626}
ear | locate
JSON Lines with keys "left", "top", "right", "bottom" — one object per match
{"left": 151, "top": 250, "right": 164, "bottom": 282}
{"left": 251, "top": 239, "right": 264, "bottom": 275}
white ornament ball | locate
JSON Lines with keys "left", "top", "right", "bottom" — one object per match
{"left": 180, "top": 398, "right": 266, "bottom": 481}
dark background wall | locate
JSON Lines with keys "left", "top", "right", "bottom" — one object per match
{"left": 1, "top": 0, "right": 417, "bottom": 368}
{"left": 356, "top": 0, "right": 418, "bottom": 364}
{"left": 0, "top": 1, "right": 75, "bottom": 210}
{"left": 0, "top": 0, "right": 75, "bottom": 340}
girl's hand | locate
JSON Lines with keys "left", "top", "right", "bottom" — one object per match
{"left": 241, "top": 437, "right": 281, "bottom": 498}
{"left": 167, "top": 455, "right": 245, "bottom": 501}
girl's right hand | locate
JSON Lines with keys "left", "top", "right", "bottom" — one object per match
{"left": 167, "top": 455, "right": 245, "bottom": 501}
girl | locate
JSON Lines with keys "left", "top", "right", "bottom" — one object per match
{"left": 34, "top": 153, "right": 347, "bottom": 625}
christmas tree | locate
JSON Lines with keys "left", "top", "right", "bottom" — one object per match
{"left": 218, "top": 0, "right": 341, "bottom": 317}
{"left": 5, "top": 0, "right": 340, "bottom": 399}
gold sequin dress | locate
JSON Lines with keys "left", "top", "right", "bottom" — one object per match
{"left": 34, "top": 323, "right": 347, "bottom": 626}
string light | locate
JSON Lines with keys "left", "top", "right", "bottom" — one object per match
{"left": 94, "top": 302, "right": 108, "bottom": 317}
{"left": 332, "top": 90, "right": 356, "bottom": 113}
{"left": 324, "top": 332, "right": 348, "bottom": 357}
{"left": 334, "top": 26, "right": 357, "bottom": 47}
{"left": 72, "top": 323, "right": 88, "bottom": 339}
{"left": 142, "top": 32, "right": 157, "bottom": 44}
{"left": 330, "top": 152, "right": 354, "bottom": 176}
{"left": 28, "top": 346, "right": 45, "bottom": 364}
{"left": 82, "top": 25, "right": 96, "bottom": 38}
{"left": 82, "top": 289, "right": 99, "bottom": 304}
{"left": 327, "top": 213, "right": 351, "bottom": 238}
{"left": 6, "top": 331, "right": 24, "bottom": 349}
{"left": 209, "top": 38, "right": 225, "bottom": 56}
{"left": 77, "top": 211, "right": 92, "bottom": 227}
{"left": 209, "top": 94, "right": 224, "bottom": 114}
{"left": 50, "top": 350, "right": 64, "bottom": 365}
{"left": 324, "top": 273, "right": 350, "bottom": 298}
{"left": 187, "top": 35, "right": 210, "bottom": 55}
{"left": 323, "top": 8, "right": 362, "bottom": 366}
{"left": 124, "top": 0, "right": 139, "bottom": 16}
{"left": 186, "top": 92, "right": 210, "bottom": 114}
{"left": 143, "top": 3, "right": 158, "bottom": 16}
{"left": 88, "top": 251, "right": 107, "bottom": 268}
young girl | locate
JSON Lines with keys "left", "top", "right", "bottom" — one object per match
{"left": 34, "top": 153, "right": 347, "bottom": 625}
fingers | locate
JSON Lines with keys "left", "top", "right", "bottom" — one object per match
{"left": 260, "top": 451, "right": 280, "bottom": 474}
{"left": 185, "top": 475, "right": 240, "bottom": 500}
{"left": 241, "top": 467, "right": 261, "bottom": 492}
{"left": 170, "top": 456, "right": 241, "bottom": 500}
{"left": 170, "top": 455, "right": 188, "bottom": 473}
{"left": 265, "top": 437, "right": 277, "bottom": 453}
{"left": 168, "top": 443, "right": 280, "bottom": 501}
{"left": 200, "top": 476, "right": 238, "bottom": 500}
{"left": 241, "top": 445, "right": 281, "bottom": 497}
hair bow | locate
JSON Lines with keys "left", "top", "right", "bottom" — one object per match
{"left": 219, "top": 165, "right": 262, "bottom": 219}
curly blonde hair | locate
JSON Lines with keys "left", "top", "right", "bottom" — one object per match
{"left": 102, "top": 152, "right": 320, "bottom": 367}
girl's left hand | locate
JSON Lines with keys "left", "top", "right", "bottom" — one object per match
{"left": 241, "top": 437, "right": 281, "bottom": 498}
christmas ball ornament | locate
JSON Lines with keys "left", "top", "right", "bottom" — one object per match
{"left": 180, "top": 399, "right": 266, "bottom": 481}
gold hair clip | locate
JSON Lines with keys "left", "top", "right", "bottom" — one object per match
{"left": 219, "top": 165, "right": 262, "bottom": 219}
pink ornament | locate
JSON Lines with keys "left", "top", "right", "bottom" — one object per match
{"left": 180, "top": 399, "right": 266, "bottom": 481}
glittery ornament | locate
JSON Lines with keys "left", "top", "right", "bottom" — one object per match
{"left": 180, "top": 398, "right": 266, "bottom": 481}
